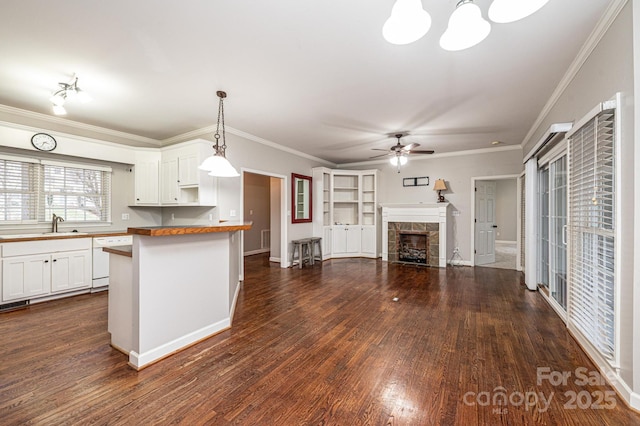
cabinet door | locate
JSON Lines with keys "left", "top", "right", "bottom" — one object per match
{"left": 361, "top": 226, "right": 376, "bottom": 256}
{"left": 178, "top": 154, "right": 199, "bottom": 186}
{"left": 331, "top": 226, "right": 347, "bottom": 254}
{"left": 160, "top": 158, "right": 179, "bottom": 204}
{"left": 2, "top": 255, "right": 51, "bottom": 302}
{"left": 345, "top": 226, "right": 361, "bottom": 253}
{"left": 134, "top": 160, "right": 159, "bottom": 205}
{"left": 51, "top": 250, "right": 92, "bottom": 293}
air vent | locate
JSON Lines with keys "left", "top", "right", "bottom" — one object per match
{"left": 0, "top": 300, "right": 29, "bottom": 312}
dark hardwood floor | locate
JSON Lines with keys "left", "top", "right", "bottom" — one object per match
{"left": 1, "top": 254, "right": 639, "bottom": 425}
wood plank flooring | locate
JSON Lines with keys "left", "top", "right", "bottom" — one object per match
{"left": 1, "top": 254, "right": 640, "bottom": 425}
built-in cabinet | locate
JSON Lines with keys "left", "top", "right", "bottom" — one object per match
{"left": 1, "top": 238, "right": 92, "bottom": 303}
{"left": 312, "top": 168, "right": 378, "bottom": 259}
{"left": 132, "top": 139, "right": 217, "bottom": 207}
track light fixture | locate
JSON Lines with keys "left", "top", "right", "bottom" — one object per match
{"left": 49, "top": 74, "right": 91, "bottom": 116}
{"left": 383, "top": 0, "right": 550, "bottom": 50}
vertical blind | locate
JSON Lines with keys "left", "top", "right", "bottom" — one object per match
{"left": 0, "top": 156, "right": 111, "bottom": 224}
{"left": 568, "top": 109, "right": 616, "bottom": 362}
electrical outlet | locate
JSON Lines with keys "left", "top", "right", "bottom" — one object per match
{"left": 230, "top": 210, "right": 236, "bottom": 217}
{"left": 208, "top": 213, "right": 213, "bottom": 221}
{"left": 171, "top": 213, "right": 175, "bottom": 220}
{"left": 121, "top": 213, "right": 130, "bottom": 220}
{"left": 452, "top": 210, "right": 460, "bottom": 216}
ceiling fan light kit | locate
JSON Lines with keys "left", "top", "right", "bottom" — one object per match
{"left": 384, "top": 0, "right": 550, "bottom": 50}
{"left": 371, "top": 133, "right": 434, "bottom": 173}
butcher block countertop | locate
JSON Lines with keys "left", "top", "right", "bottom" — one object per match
{"left": 103, "top": 245, "right": 133, "bottom": 257}
{"left": 127, "top": 222, "right": 252, "bottom": 236}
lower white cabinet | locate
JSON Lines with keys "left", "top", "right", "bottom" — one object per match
{"left": 1, "top": 238, "right": 92, "bottom": 303}
{"left": 331, "top": 226, "right": 362, "bottom": 256}
{"left": 361, "top": 226, "right": 376, "bottom": 256}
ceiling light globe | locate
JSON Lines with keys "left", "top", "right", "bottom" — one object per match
{"left": 50, "top": 93, "right": 66, "bottom": 106}
{"left": 389, "top": 155, "right": 408, "bottom": 166}
{"left": 440, "top": 1, "right": 491, "bottom": 51}
{"left": 52, "top": 105, "right": 67, "bottom": 115}
{"left": 383, "top": 0, "right": 431, "bottom": 45}
{"left": 488, "top": 0, "right": 550, "bottom": 23}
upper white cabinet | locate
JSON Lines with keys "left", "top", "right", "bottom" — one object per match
{"left": 132, "top": 139, "right": 217, "bottom": 207}
{"left": 312, "top": 168, "right": 378, "bottom": 259}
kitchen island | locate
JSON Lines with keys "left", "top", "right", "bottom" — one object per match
{"left": 108, "top": 223, "right": 251, "bottom": 370}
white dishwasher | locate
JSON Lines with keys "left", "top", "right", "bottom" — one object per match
{"left": 92, "top": 235, "right": 133, "bottom": 291}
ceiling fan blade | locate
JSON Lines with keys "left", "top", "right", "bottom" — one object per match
{"left": 401, "top": 142, "right": 420, "bottom": 152}
{"left": 370, "top": 153, "right": 391, "bottom": 159}
{"left": 371, "top": 148, "right": 390, "bottom": 152}
{"left": 409, "top": 150, "right": 435, "bottom": 154}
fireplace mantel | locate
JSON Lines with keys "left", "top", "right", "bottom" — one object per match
{"left": 381, "top": 203, "right": 449, "bottom": 267}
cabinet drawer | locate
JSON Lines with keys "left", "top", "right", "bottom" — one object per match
{"left": 2, "top": 238, "right": 91, "bottom": 257}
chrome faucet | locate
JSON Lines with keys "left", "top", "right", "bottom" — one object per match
{"left": 52, "top": 213, "right": 64, "bottom": 233}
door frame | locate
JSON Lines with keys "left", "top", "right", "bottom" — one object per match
{"left": 240, "top": 168, "right": 288, "bottom": 276}
{"left": 470, "top": 174, "right": 520, "bottom": 267}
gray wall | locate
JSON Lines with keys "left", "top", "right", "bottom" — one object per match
{"left": 495, "top": 179, "right": 517, "bottom": 242}
{"left": 243, "top": 172, "right": 271, "bottom": 254}
{"left": 523, "top": 2, "right": 635, "bottom": 393}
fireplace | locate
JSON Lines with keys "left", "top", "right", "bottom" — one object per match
{"left": 398, "top": 232, "right": 428, "bottom": 264}
{"left": 381, "top": 203, "right": 449, "bottom": 268}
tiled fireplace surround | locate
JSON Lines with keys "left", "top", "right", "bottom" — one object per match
{"left": 381, "top": 204, "right": 449, "bottom": 268}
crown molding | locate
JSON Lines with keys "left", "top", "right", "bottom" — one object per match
{"left": 0, "top": 104, "right": 162, "bottom": 147}
{"left": 337, "top": 144, "right": 522, "bottom": 168}
{"left": 163, "top": 125, "right": 336, "bottom": 167}
{"left": 520, "top": 0, "right": 629, "bottom": 149}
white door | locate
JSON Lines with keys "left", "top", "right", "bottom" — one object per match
{"left": 475, "top": 181, "right": 497, "bottom": 265}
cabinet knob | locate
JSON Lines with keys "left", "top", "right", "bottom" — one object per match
{"left": 44, "top": 260, "right": 49, "bottom": 263}
{"left": 53, "top": 259, "right": 57, "bottom": 262}
{"left": 136, "top": 198, "right": 140, "bottom": 201}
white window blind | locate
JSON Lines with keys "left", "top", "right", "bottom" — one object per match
{"left": 0, "top": 157, "right": 39, "bottom": 223}
{"left": 40, "top": 163, "right": 111, "bottom": 222}
{"left": 568, "top": 109, "right": 616, "bottom": 362}
{"left": 0, "top": 156, "right": 112, "bottom": 225}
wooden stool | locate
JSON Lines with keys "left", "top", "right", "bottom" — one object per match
{"left": 309, "top": 237, "right": 322, "bottom": 264}
{"left": 292, "top": 238, "right": 312, "bottom": 269}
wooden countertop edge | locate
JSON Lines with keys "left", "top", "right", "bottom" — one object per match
{"left": 103, "top": 246, "right": 133, "bottom": 257}
{"left": 127, "top": 223, "right": 252, "bottom": 236}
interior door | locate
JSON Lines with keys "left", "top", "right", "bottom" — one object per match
{"left": 475, "top": 181, "right": 497, "bottom": 265}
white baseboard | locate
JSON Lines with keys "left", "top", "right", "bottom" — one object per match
{"left": 269, "top": 256, "right": 281, "bottom": 263}
{"left": 244, "top": 249, "right": 270, "bottom": 256}
{"left": 496, "top": 240, "right": 517, "bottom": 244}
{"left": 129, "top": 318, "right": 230, "bottom": 370}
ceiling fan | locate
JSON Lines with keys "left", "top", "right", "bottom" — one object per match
{"left": 371, "top": 133, "right": 435, "bottom": 172}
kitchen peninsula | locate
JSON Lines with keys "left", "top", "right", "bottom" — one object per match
{"left": 108, "top": 223, "right": 251, "bottom": 370}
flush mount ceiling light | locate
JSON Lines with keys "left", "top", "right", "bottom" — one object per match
{"left": 49, "top": 74, "right": 91, "bottom": 116}
{"left": 440, "top": 0, "right": 491, "bottom": 51}
{"left": 199, "top": 91, "right": 239, "bottom": 178}
{"left": 488, "top": 0, "right": 550, "bottom": 23}
{"left": 382, "top": 0, "right": 431, "bottom": 45}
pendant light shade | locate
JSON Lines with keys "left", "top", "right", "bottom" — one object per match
{"left": 439, "top": 0, "right": 491, "bottom": 51}
{"left": 488, "top": 0, "right": 550, "bottom": 23}
{"left": 199, "top": 90, "right": 239, "bottom": 177}
{"left": 382, "top": 0, "right": 431, "bottom": 45}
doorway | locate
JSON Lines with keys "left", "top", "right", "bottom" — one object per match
{"left": 240, "top": 169, "right": 288, "bottom": 275}
{"left": 471, "top": 175, "right": 519, "bottom": 269}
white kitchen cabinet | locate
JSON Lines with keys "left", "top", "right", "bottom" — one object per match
{"left": 133, "top": 160, "right": 160, "bottom": 205}
{"left": 1, "top": 238, "right": 92, "bottom": 303}
{"left": 178, "top": 154, "right": 199, "bottom": 186}
{"left": 312, "top": 168, "right": 378, "bottom": 259}
{"left": 160, "top": 158, "right": 179, "bottom": 204}
{"left": 50, "top": 250, "right": 92, "bottom": 293}
{"left": 2, "top": 254, "right": 51, "bottom": 301}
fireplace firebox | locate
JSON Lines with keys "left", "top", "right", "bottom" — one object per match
{"left": 398, "top": 232, "right": 428, "bottom": 264}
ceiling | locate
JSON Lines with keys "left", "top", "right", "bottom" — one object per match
{"left": 0, "top": 0, "right": 611, "bottom": 164}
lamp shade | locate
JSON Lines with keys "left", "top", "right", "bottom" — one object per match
{"left": 488, "top": 0, "right": 549, "bottom": 23}
{"left": 440, "top": 0, "right": 491, "bottom": 51}
{"left": 382, "top": 0, "right": 431, "bottom": 45}
{"left": 433, "top": 179, "right": 447, "bottom": 191}
{"left": 199, "top": 154, "right": 239, "bottom": 177}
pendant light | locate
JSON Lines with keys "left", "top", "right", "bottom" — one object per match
{"left": 488, "top": 0, "right": 550, "bottom": 24}
{"left": 199, "top": 91, "right": 239, "bottom": 177}
{"left": 382, "top": 0, "right": 431, "bottom": 45}
{"left": 440, "top": 0, "right": 491, "bottom": 51}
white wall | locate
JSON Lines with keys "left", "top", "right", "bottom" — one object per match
{"left": 495, "top": 179, "right": 517, "bottom": 242}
